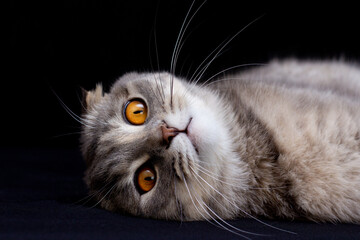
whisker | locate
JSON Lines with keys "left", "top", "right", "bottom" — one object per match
{"left": 176, "top": 20, "right": 205, "bottom": 77}
{"left": 182, "top": 174, "right": 227, "bottom": 230}
{"left": 52, "top": 88, "right": 96, "bottom": 128}
{"left": 172, "top": 21, "right": 205, "bottom": 80}
{"left": 179, "top": 88, "right": 197, "bottom": 111}
{"left": 156, "top": 73, "right": 167, "bottom": 104}
{"left": 70, "top": 180, "right": 114, "bottom": 207}
{"left": 200, "top": 198, "right": 266, "bottom": 238}
{"left": 170, "top": 0, "right": 207, "bottom": 76}
{"left": 76, "top": 89, "right": 88, "bottom": 113}
{"left": 192, "top": 162, "right": 245, "bottom": 188}
{"left": 199, "top": 63, "right": 267, "bottom": 88}
{"left": 170, "top": 0, "right": 196, "bottom": 107}
{"left": 192, "top": 15, "right": 265, "bottom": 87}
{"left": 190, "top": 167, "right": 238, "bottom": 215}
{"left": 51, "top": 131, "right": 82, "bottom": 139}
{"left": 181, "top": 14, "right": 266, "bottom": 104}
{"left": 150, "top": 2, "right": 166, "bottom": 102}
{"left": 179, "top": 53, "right": 193, "bottom": 78}
{"left": 193, "top": 161, "right": 287, "bottom": 191}
{"left": 154, "top": 2, "right": 161, "bottom": 72}
{"left": 185, "top": 174, "right": 255, "bottom": 239}
{"left": 89, "top": 183, "right": 118, "bottom": 209}
{"left": 170, "top": 0, "right": 207, "bottom": 108}
{"left": 148, "top": 0, "right": 161, "bottom": 73}
{"left": 146, "top": 78, "right": 164, "bottom": 105}
{"left": 190, "top": 166, "right": 294, "bottom": 239}
{"left": 51, "top": 87, "right": 109, "bottom": 129}
{"left": 189, "top": 165, "right": 297, "bottom": 235}
{"left": 204, "top": 76, "right": 250, "bottom": 87}
{"left": 188, "top": 38, "right": 229, "bottom": 84}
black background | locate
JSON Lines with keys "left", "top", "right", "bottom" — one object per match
{"left": 4, "top": 0, "right": 360, "bottom": 149}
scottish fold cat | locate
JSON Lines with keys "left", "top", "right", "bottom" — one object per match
{"left": 81, "top": 59, "right": 360, "bottom": 225}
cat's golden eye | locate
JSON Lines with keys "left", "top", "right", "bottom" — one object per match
{"left": 137, "top": 167, "right": 156, "bottom": 193}
{"left": 124, "top": 99, "right": 148, "bottom": 125}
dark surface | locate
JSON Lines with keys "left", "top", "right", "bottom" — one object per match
{"left": 1, "top": 148, "right": 359, "bottom": 240}
{"left": 2, "top": 0, "right": 360, "bottom": 239}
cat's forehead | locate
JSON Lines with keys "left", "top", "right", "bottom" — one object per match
{"left": 110, "top": 72, "right": 172, "bottom": 96}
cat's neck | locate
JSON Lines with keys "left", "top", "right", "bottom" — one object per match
{"left": 218, "top": 90, "right": 299, "bottom": 218}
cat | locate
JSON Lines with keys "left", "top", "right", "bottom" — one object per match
{"left": 80, "top": 59, "right": 360, "bottom": 226}
{"left": 77, "top": 2, "right": 360, "bottom": 233}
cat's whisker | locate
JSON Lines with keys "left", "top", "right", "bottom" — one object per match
{"left": 185, "top": 174, "right": 258, "bottom": 239}
{"left": 170, "top": 0, "right": 207, "bottom": 77}
{"left": 193, "top": 161, "right": 287, "bottom": 190}
{"left": 170, "top": 0, "right": 208, "bottom": 108}
{"left": 51, "top": 131, "right": 82, "bottom": 139}
{"left": 147, "top": 78, "right": 165, "bottom": 105}
{"left": 156, "top": 74, "right": 166, "bottom": 104}
{"left": 179, "top": 54, "right": 194, "bottom": 79}
{"left": 181, "top": 16, "right": 265, "bottom": 101}
{"left": 83, "top": 115, "right": 107, "bottom": 127}
{"left": 179, "top": 45, "right": 226, "bottom": 100}
{"left": 181, "top": 56, "right": 236, "bottom": 102}
{"left": 52, "top": 88, "right": 109, "bottom": 129}
{"left": 176, "top": 19, "right": 205, "bottom": 77}
{"left": 188, "top": 39, "right": 228, "bottom": 84}
{"left": 76, "top": 89, "right": 88, "bottom": 113}
{"left": 200, "top": 202, "right": 262, "bottom": 239}
{"left": 173, "top": 21, "right": 204, "bottom": 79}
{"left": 169, "top": 0, "right": 195, "bottom": 108}
{"left": 148, "top": 2, "right": 166, "bottom": 102}
{"left": 89, "top": 182, "right": 118, "bottom": 209}
{"left": 150, "top": 76, "right": 162, "bottom": 103}
{"left": 190, "top": 162, "right": 287, "bottom": 230}
{"left": 54, "top": 94, "right": 95, "bottom": 129}
{"left": 189, "top": 165, "right": 238, "bottom": 208}
{"left": 182, "top": 174, "right": 242, "bottom": 237}
{"left": 190, "top": 166, "right": 240, "bottom": 216}
{"left": 193, "top": 162, "right": 246, "bottom": 186}
{"left": 189, "top": 165, "right": 296, "bottom": 235}
{"left": 199, "top": 63, "right": 267, "bottom": 88}
{"left": 178, "top": 90, "right": 197, "bottom": 110}
{"left": 193, "top": 162, "right": 247, "bottom": 189}
{"left": 70, "top": 180, "right": 114, "bottom": 208}
{"left": 147, "top": 73, "right": 165, "bottom": 104}
{"left": 204, "top": 76, "right": 249, "bottom": 86}
{"left": 193, "top": 15, "right": 264, "bottom": 86}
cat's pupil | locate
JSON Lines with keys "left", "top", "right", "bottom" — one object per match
{"left": 134, "top": 110, "right": 143, "bottom": 114}
{"left": 145, "top": 176, "right": 154, "bottom": 181}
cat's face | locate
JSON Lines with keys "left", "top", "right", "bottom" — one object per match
{"left": 81, "top": 72, "right": 246, "bottom": 220}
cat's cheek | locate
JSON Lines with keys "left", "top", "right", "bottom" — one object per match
{"left": 187, "top": 113, "right": 218, "bottom": 153}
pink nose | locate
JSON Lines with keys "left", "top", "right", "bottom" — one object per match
{"left": 161, "top": 125, "right": 180, "bottom": 144}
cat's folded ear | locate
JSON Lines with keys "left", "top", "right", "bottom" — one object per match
{"left": 81, "top": 84, "right": 104, "bottom": 112}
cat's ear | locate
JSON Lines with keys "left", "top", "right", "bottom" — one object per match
{"left": 81, "top": 84, "right": 104, "bottom": 112}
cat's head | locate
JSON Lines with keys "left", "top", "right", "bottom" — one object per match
{"left": 81, "top": 72, "right": 247, "bottom": 220}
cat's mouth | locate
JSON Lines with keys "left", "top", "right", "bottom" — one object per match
{"left": 162, "top": 118, "right": 197, "bottom": 151}
{"left": 185, "top": 118, "right": 199, "bottom": 153}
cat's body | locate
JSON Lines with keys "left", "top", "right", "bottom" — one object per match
{"left": 81, "top": 59, "right": 360, "bottom": 223}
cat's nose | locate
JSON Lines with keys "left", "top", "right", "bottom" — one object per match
{"left": 161, "top": 125, "right": 180, "bottom": 145}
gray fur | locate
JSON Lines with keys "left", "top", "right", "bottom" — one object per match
{"left": 81, "top": 59, "right": 360, "bottom": 223}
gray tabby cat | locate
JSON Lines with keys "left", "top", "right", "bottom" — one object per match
{"left": 81, "top": 59, "right": 360, "bottom": 224}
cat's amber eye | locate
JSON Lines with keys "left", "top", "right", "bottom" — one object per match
{"left": 124, "top": 99, "right": 148, "bottom": 125}
{"left": 137, "top": 167, "right": 156, "bottom": 193}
